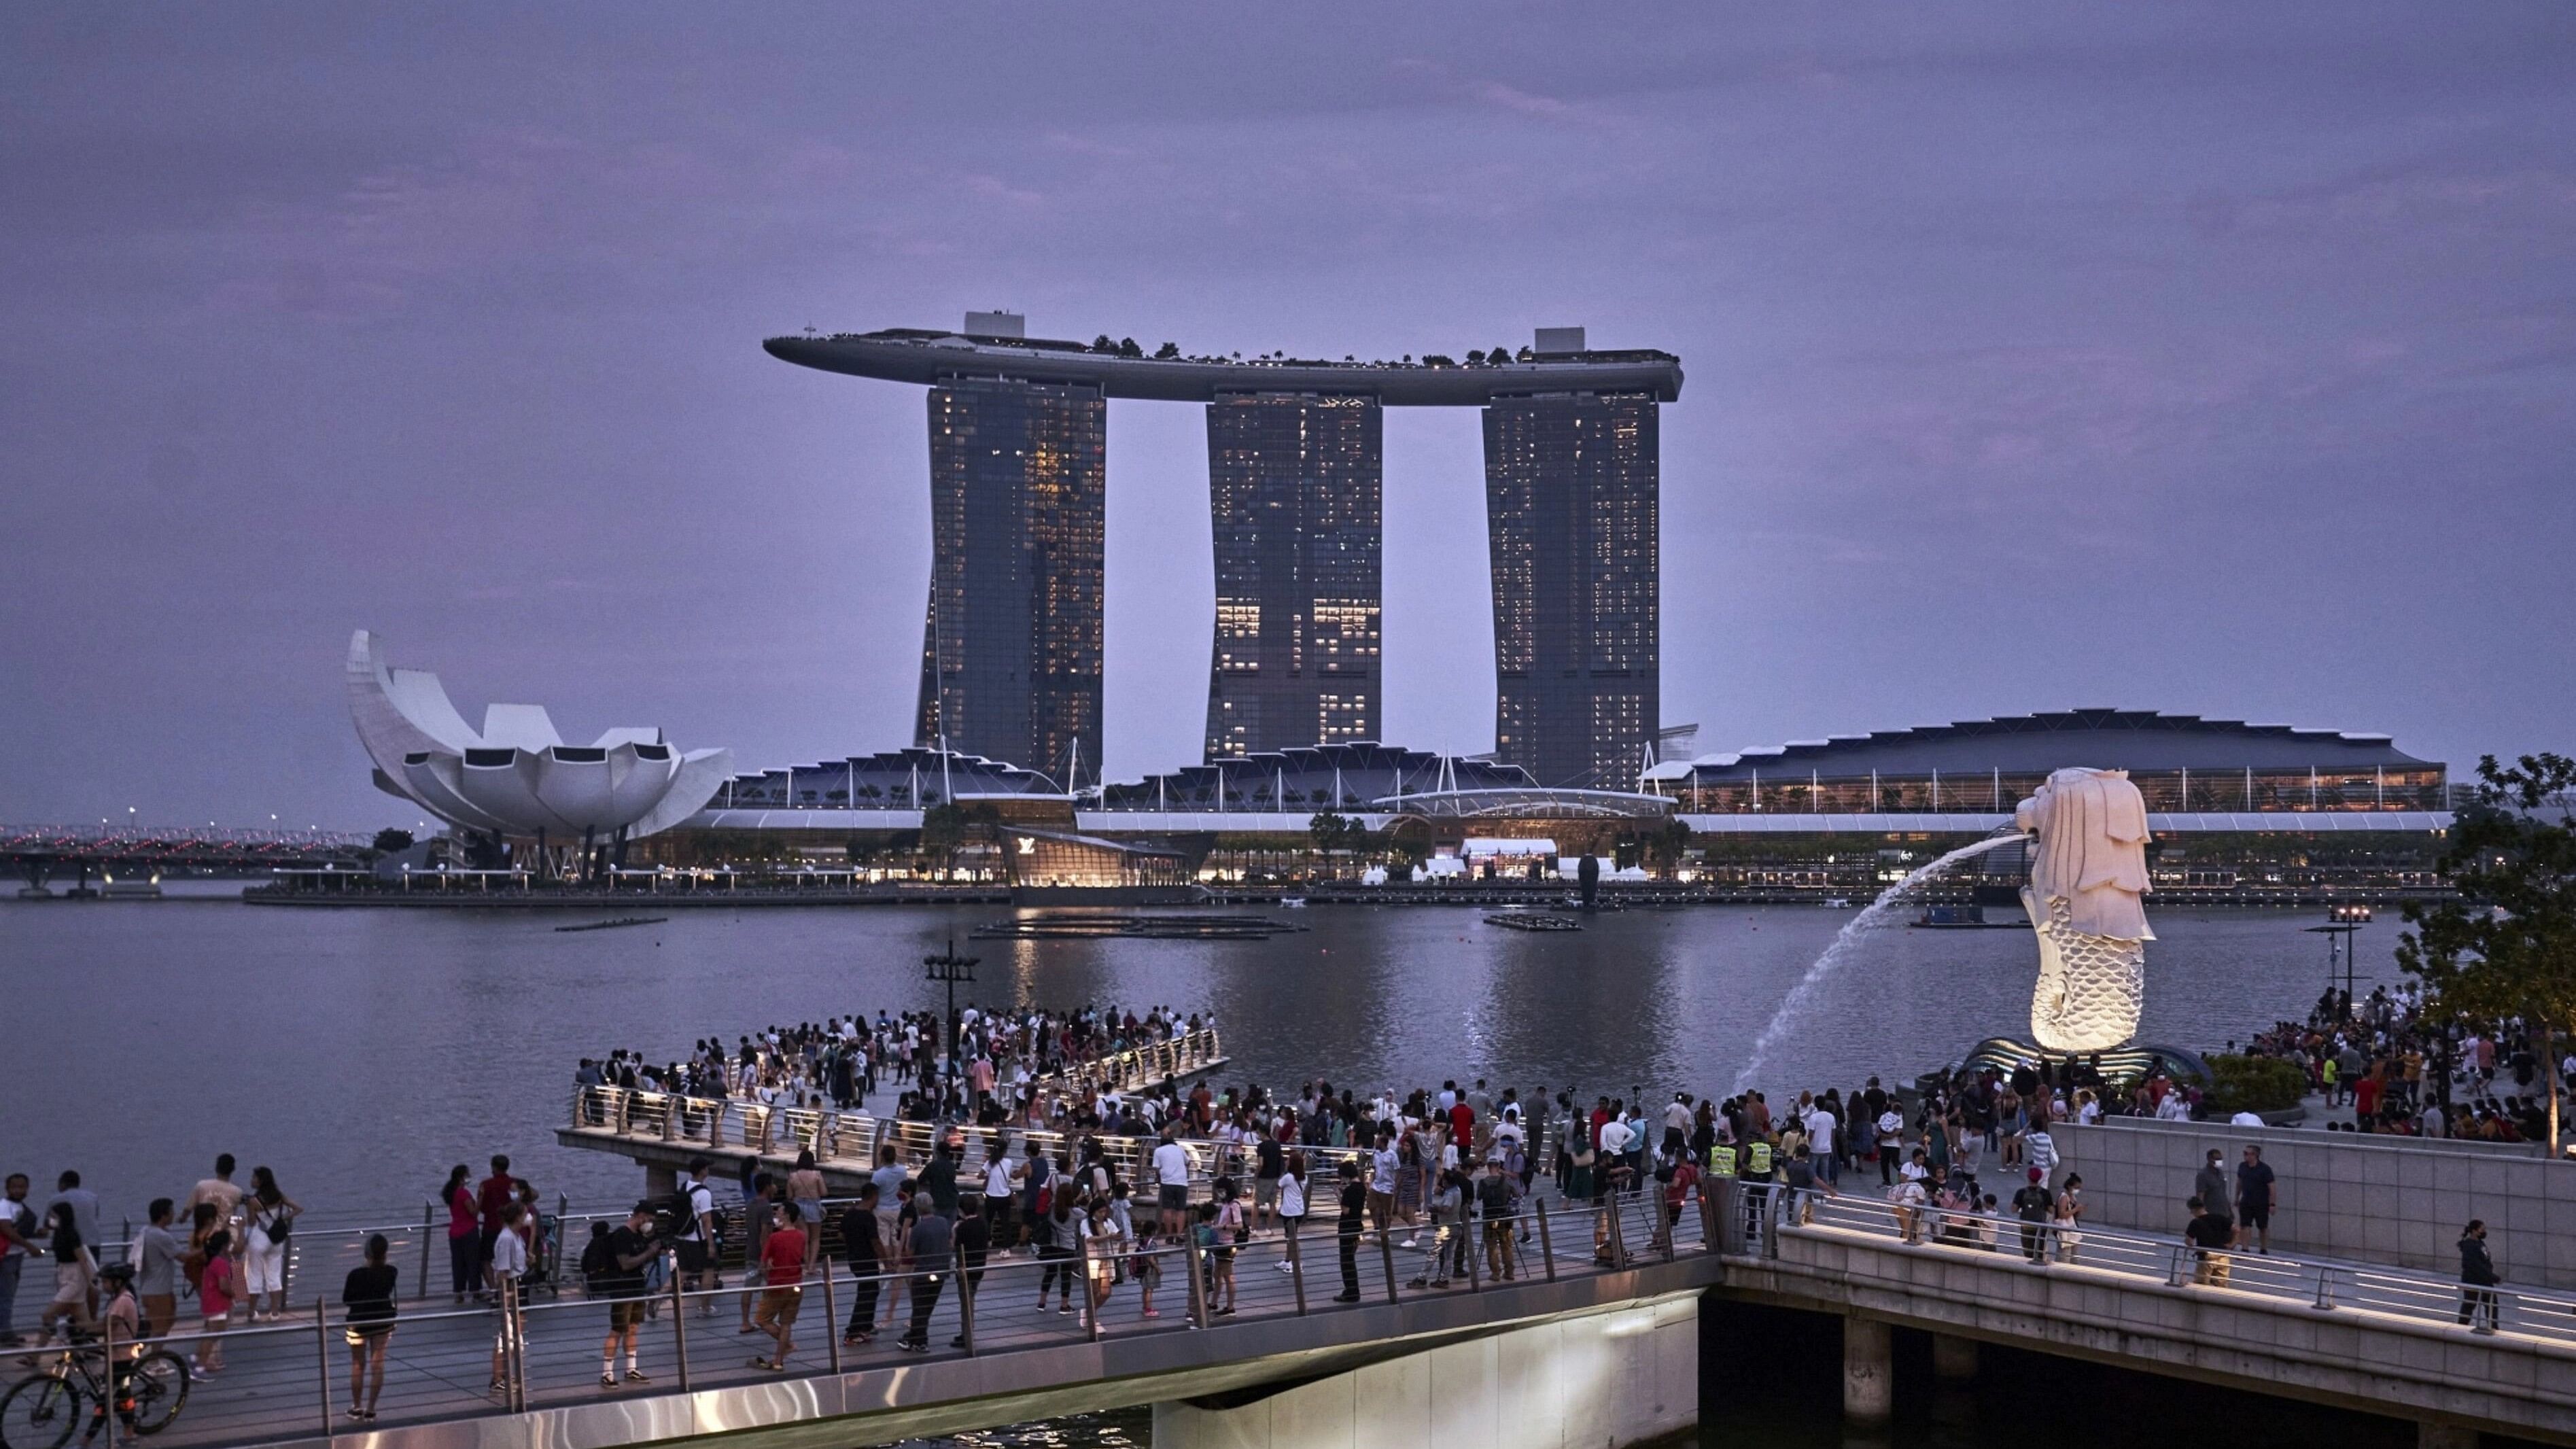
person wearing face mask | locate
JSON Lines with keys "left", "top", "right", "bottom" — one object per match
{"left": 2051, "top": 1174, "right": 2085, "bottom": 1263}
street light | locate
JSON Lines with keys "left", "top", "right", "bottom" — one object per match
{"left": 923, "top": 936, "right": 979, "bottom": 1102}
{"left": 2305, "top": 904, "right": 2372, "bottom": 1017}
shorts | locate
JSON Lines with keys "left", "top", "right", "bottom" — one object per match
{"left": 678, "top": 1239, "right": 712, "bottom": 1274}
{"left": 1252, "top": 1179, "right": 1278, "bottom": 1208}
{"left": 343, "top": 1324, "right": 395, "bottom": 1348}
{"left": 48, "top": 1265, "right": 91, "bottom": 1309}
{"left": 753, "top": 1287, "right": 801, "bottom": 1327}
{"left": 2236, "top": 1205, "right": 2270, "bottom": 1230}
{"left": 244, "top": 1241, "right": 288, "bottom": 1295}
{"left": 1158, "top": 1185, "right": 1188, "bottom": 1213}
{"left": 608, "top": 1298, "right": 648, "bottom": 1332}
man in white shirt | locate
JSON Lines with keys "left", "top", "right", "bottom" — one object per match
{"left": 678, "top": 1157, "right": 721, "bottom": 1295}
{"left": 1803, "top": 1106, "right": 1838, "bottom": 1184}
{"left": 1153, "top": 1134, "right": 1193, "bottom": 1223}
{"left": 1597, "top": 1115, "right": 1633, "bottom": 1159}
{"left": 1368, "top": 1132, "right": 1399, "bottom": 1231}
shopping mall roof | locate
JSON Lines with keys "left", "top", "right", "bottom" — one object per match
{"left": 1644, "top": 709, "right": 2438, "bottom": 783}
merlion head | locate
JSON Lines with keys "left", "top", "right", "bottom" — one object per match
{"left": 2014, "top": 767, "right": 2153, "bottom": 1053}
{"left": 2014, "top": 766, "right": 2153, "bottom": 942}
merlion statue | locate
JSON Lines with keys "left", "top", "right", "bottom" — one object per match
{"left": 2014, "top": 767, "right": 2153, "bottom": 1051}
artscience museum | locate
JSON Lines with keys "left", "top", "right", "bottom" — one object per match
{"left": 347, "top": 630, "right": 733, "bottom": 860}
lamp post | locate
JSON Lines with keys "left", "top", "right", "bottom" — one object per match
{"left": 924, "top": 937, "right": 979, "bottom": 1109}
{"left": 2305, "top": 904, "right": 2371, "bottom": 1019}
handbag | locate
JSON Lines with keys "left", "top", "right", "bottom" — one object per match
{"left": 260, "top": 1206, "right": 292, "bottom": 1244}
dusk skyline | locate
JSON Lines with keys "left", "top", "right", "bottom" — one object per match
{"left": 5, "top": 4, "right": 2573, "bottom": 828}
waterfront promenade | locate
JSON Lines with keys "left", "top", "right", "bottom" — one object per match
{"left": 6, "top": 1184, "right": 2571, "bottom": 1449}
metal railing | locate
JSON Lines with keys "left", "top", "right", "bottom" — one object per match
{"left": 1026, "top": 1029, "right": 1226, "bottom": 1100}
{"left": 0, "top": 1185, "right": 1702, "bottom": 1449}
{"left": 1788, "top": 1191, "right": 2576, "bottom": 1346}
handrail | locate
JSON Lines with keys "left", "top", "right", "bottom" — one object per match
{"left": 1788, "top": 1190, "right": 2576, "bottom": 1346}
{"left": 0, "top": 1185, "right": 1702, "bottom": 1449}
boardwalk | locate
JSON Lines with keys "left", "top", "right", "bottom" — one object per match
{"left": 8, "top": 1181, "right": 2575, "bottom": 1449}
{"left": 557, "top": 1029, "right": 1253, "bottom": 1191}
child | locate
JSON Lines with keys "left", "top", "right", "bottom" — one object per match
{"left": 195, "top": 1229, "right": 237, "bottom": 1376}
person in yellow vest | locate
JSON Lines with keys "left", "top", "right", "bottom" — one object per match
{"left": 1739, "top": 1134, "right": 1776, "bottom": 1243}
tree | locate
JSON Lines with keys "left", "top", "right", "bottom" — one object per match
{"left": 1307, "top": 811, "right": 1359, "bottom": 856}
{"left": 2398, "top": 752, "right": 2576, "bottom": 1153}
{"left": 1466, "top": 349, "right": 1487, "bottom": 365}
{"left": 918, "top": 801, "right": 1001, "bottom": 873}
{"left": 1640, "top": 817, "right": 1692, "bottom": 874}
{"left": 1491, "top": 343, "right": 1513, "bottom": 364}
{"left": 371, "top": 828, "right": 415, "bottom": 854}
{"left": 1093, "top": 334, "right": 1117, "bottom": 353}
{"left": 1155, "top": 341, "right": 1180, "bottom": 360}
{"left": 1119, "top": 336, "right": 1143, "bottom": 357}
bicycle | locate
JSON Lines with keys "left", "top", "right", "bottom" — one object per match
{"left": 0, "top": 1335, "right": 190, "bottom": 1449}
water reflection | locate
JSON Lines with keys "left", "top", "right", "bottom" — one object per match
{"left": 0, "top": 901, "right": 2397, "bottom": 1214}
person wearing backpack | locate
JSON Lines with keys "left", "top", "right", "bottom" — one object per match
{"left": 242, "top": 1168, "right": 301, "bottom": 1323}
{"left": 588, "top": 1204, "right": 659, "bottom": 1388}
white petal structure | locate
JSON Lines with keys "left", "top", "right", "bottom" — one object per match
{"left": 2013, "top": 767, "right": 2153, "bottom": 1052}
{"left": 349, "top": 630, "right": 731, "bottom": 841}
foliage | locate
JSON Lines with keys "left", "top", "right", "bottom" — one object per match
{"left": 1307, "top": 811, "right": 1363, "bottom": 855}
{"left": 919, "top": 801, "right": 1002, "bottom": 866}
{"left": 1155, "top": 341, "right": 1179, "bottom": 360}
{"left": 2399, "top": 752, "right": 2576, "bottom": 1147}
{"left": 1421, "top": 353, "right": 1457, "bottom": 367}
{"left": 1639, "top": 818, "right": 1692, "bottom": 871}
{"left": 370, "top": 828, "right": 415, "bottom": 855}
{"left": 2203, "top": 1053, "right": 2307, "bottom": 1115}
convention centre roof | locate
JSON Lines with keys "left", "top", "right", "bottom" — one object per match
{"left": 1646, "top": 709, "right": 2438, "bottom": 784}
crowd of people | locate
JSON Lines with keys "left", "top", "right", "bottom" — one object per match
{"left": 7, "top": 990, "right": 2546, "bottom": 1419}
{"left": 574, "top": 1002, "right": 1219, "bottom": 1126}
{"left": 2238, "top": 983, "right": 2568, "bottom": 1142}
{"left": 0, "top": 1151, "right": 553, "bottom": 1420}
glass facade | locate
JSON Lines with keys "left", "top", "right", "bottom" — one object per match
{"left": 1203, "top": 394, "right": 1382, "bottom": 759}
{"left": 1098, "top": 741, "right": 1533, "bottom": 812}
{"left": 1484, "top": 394, "right": 1660, "bottom": 788}
{"left": 916, "top": 379, "right": 1106, "bottom": 779}
{"left": 712, "top": 748, "right": 1061, "bottom": 809}
{"left": 1657, "top": 766, "right": 2448, "bottom": 814}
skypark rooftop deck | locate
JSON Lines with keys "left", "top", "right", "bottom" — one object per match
{"left": 763, "top": 329, "right": 1684, "bottom": 405}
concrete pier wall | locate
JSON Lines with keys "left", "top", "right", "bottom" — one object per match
{"left": 1151, "top": 1293, "right": 1699, "bottom": 1449}
{"left": 2051, "top": 1119, "right": 2576, "bottom": 1288}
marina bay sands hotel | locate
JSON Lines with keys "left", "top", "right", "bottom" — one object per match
{"left": 764, "top": 315, "right": 1682, "bottom": 790}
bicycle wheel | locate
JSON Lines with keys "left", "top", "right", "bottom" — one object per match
{"left": 0, "top": 1372, "right": 82, "bottom": 1449}
{"left": 124, "top": 1353, "right": 190, "bottom": 1436}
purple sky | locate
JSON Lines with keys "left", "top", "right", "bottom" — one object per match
{"left": 5, "top": 5, "right": 2573, "bottom": 830}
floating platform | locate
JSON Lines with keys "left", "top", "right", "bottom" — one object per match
{"left": 554, "top": 915, "right": 669, "bottom": 932}
{"left": 971, "top": 911, "right": 1308, "bottom": 941}
{"left": 1485, "top": 912, "right": 1583, "bottom": 932}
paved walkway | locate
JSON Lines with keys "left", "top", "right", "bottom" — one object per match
{"left": 3, "top": 1190, "right": 1682, "bottom": 1449}
{"left": 12, "top": 1180, "right": 2569, "bottom": 1449}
